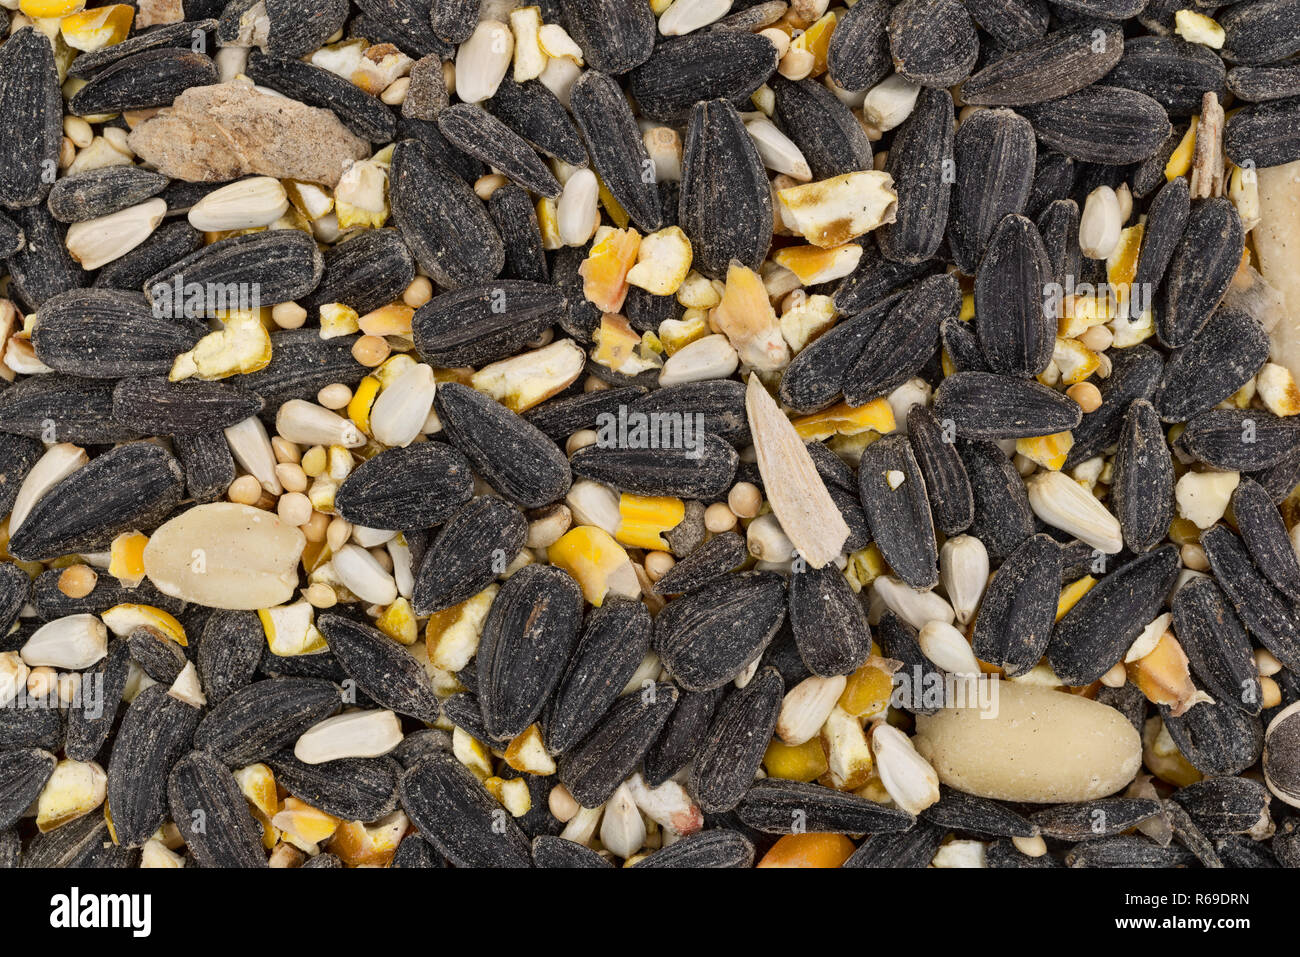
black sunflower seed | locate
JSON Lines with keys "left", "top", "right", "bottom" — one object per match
{"left": 569, "top": 434, "right": 737, "bottom": 499}
{"left": 771, "top": 76, "right": 875, "bottom": 182}
{"left": 973, "top": 532, "right": 1062, "bottom": 676}
{"left": 411, "top": 496, "right": 527, "bottom": 616}
{"left": 31, "top": 289, "right": 204, "bottom": 379}
{"left": 111, "top": 378, "right": 263, "bottom": 436}
{"left": 1201, "top": 525, "right": 1300, "bottom": 672}
{"left": 106, "top": 684, "right": 202, "bottom": 847}
{"left": 436, "top": 382, "right": 572, "bottom": 508}
{"left": 46, "top": 167, "right": 170, "bottom": 223}
{"left": 679, "top": 99, "right": 773, "bottom": 279}
{"left": 845, "top": 822, "right": 949, "bottom": 867}
{"left": 0, "top": 749, "right": 56, "bottom": 831}
{"left": 5, "top": 206, "right": 88, "bottom": 310}
{"left": 31, "top": 568, "right": 181, "bottom": 622}
{"left": 1173, "top": 578, "right": 1262, "bottom": 716}
{"left": 887, "top": 0, "right": 979, "bottom": 88}
{"left": 1224, "top": 97, "right": 1300, "bottom": 169}
{"left": 544, "top": 598, "right": 654, "bottom": 754}
{"left": 429, "top": 0, "right": 478, "bottom": 43}
{"left": 400, "top": 752, "right": 533, "bottom": 867}
{"left": 957, "top": 438, "right": 1034, "bottom": 560}
{"left": 301, "top": 228, "right": 416, "bottom": 317}
{"left": 1180, "top": 408, "right": 1300, "bottom": 471}
{"left": 1064, "top": 344, "right": 1163, "bottom": 469}
{"left": 20, "top": 812, "right": 136, "bottom": 869}
{"left": 1048, "top": 545, "right": 1180, "bottom": 686}
{"left": 391, "top": 834, "right": 445, "bottom": 868}
{"left": 438, "top": 103, "right": 561, "bottom": 198}
{"left": 318, "top": 614, "right": 443, "bottom": 721}
{"left": 334, "top": 441, "right": 475, "bottom": 529}
{"left": 630, "top": 379, "right": 750, "bottom": 447}
{"left": 921, "top": 786, "right": 1037, "bottom": 838}
{"left": 1026, "top": 151, "right": 1078, "bottom": 221}
{"left": 6, "top": 443, "right": 184, "bottom": 562}
{"left": 94, "top": 221, "right": 204, "bottom": 292}
{"left": 690, "top": 666, "right": 783, "bottom": 813}
{"left": 876, "top": 87, "right": 954, "bottom": 263}
{"left": 941, "top": 316, "right": 991, "bottom": 374}
{"left": 245, "top": 51, "right": 394, "bottom": 143}
{"left": 558, "top": 682, "right": 678, "bottom": 807}
{"left": 974, "top": 214, "right": 1054, "bottom": 375}
{"left": 843, "top": 273, "right": 960, "bottom": 405}
{"left": 949, "top": 111, "right": 1037, "bottom": 275}
{"left": 129, "top": 632, "right": 188, "bottom": 683}
{"left": 1159, "top": 197, "right": 1244, "bottom": 347}
{"left": 485, "top": 77, "right": 588, "bottom": 167}
{"left": 933, "top": 371, "right": 1082, "bottom": 440}
{"left": 1065, "top": 834, "right": 1197, "bottom": 868}
{"left": 558, "top": 0, "right": 655, "bottom": 74}
{"left": 388, "top": 138, "right": 506, "bottom": 289}
{"left": 1154, "top": 305, "right": 1268, "bottom": 423}
{"left": 477, "top": 564, "right": 584, "bottom": 740}
{"left": 196, "top": 611, "right": 264, "bottom": 707}
{"left": 525, "top": 387, "right": 645, "bottom": 442}
{"left": 0, "top": 433, "right": 42, "bottom": 519}
{"left": 1161, "top": 697, "right": 1265, "bottom": 777}
{"left": 1173, "top": 776, "right": 1271, "bottom": 838}
{"left": 1226, "top": 64, "right": 1300, "bottom": 103}
{"left": 778, "top": 298, "right": 892, "bottom": 413}
{"left": 1052, "top": 0, "right": 1147, "bottom": 18}
{"left": 1232, "top": 478, "right": 1300, "bottom": 603}
{"left": 858, "top": 434, "right": 938, "bottom": 589}
{"left": 411, "top": 280, "right": 566, "bottom": 368}
{"left": 737, "top": 779, "right": 915, "bottom": 834}
{"left": 632, "top": 828, "right": 755, "bottom": 868}
{"left": 1110, "top": 399, "right": 1175, "bottom": 553}
{"left": 146, "top": 229, "right": 325, "bottom": 313}
{"left": 242, "top": 330, "right": 365, "bottom": 414}
{"left": 1214, "top": 834, "right": 1280, "bottom": 868}
{"left": 826, "top": 0, "right": 892, "bottom": 91}
{"left": 1219, "top": 0, "right": 1300, "bottom": 66}
{"left": 168, "top": 750, "right": 267, "bottom": 868}
{"left": 1037, "top": 198, "right": 1082, "bottom": 291}
{"left": 962, "top": 21, "right": 1124, "bottom": 107}
{"left": 0, "top": 563, "right": 28, "bottom": 641}
{"left": 1162, "top": 798, "right": 1222, "bottom": 868}
{"left": 653, "top": 571, "right": 787, "bottom": 691}
{"left": 532, "top": 834, "right": 614, "bottom": 868}
{"left": 1021, "top": 85, "right": 1172, "bottom": 165}
{"left": 70, "top": 48, "right": 217, "bottom": 116}
{"left": 194, "top": 677, "right": 341, "bottom": 766}
{"left": 1029, "top": 798, "right": 1163, "bottom": 841}
{"left": 0, "top": 693, "right": 62, "bottom": 753}
{"left": 1105, "top": 35, "right": 1226, "bottom": 116}
{"left": 267, "top": 750, "right": 401, "bottom": 822}
{"left": 963, "top": 0, "right": 1049, "bottom": 50}
{"left": 568, "top": 70, "right": 663, "bottom": 232}
{"left": 643, "top": 686, "right": 725, "bottom": 786}
{"left": 788, "top": 562, "right": 873, "bottom": 677}
{"left": 629, "top": 32, "right": 778, "bottom": 124}
{"left": 490, "top": 185, "right": 550, "bottom": 283}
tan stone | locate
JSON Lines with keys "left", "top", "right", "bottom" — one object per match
{"left": 127, "top": 80, "right": 370, "bottom": 187}
{"left": 135, "top": 0, "right": 184, "bottom": 28}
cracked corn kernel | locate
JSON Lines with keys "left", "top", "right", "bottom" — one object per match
{"left": 59, "top": 4, "right": 132, "bottom": 51}
{"left": 426, "top": 585, "right": 497, "bottom": 672}
{"left": 771, "top": 242, "right": 863, "bottom": 285}
{"left": 625, "top": 226, "right": 693, "bottom": 296}
{"left": 374, "top": 596, "right": 418, "bottom": 645}
{"left": 838, "top": 659, "right": 895, "bottom": 718}
{"left": 101, "top": 603, "right": 187, "bottom": 646}
{"left": 757, "top": 832, "right": 855, "bottom": 868}
{"left": 170, "top": 312, "right": 273, "bottom": 381}
{"left": 793, "top": 398, "right": 895, "bottom": 442}
{"left": 548, "top": 526, "right": 641, "bottom": 606}
{"left": 272, "top": 797, "right": 340, "bottom": 846}
{"left": 1165, "top": 119, "right": 1198, "bottom": 181}
{"left": 763, "top": 738, "right": 829, "bottom": 782}
{"left": 1016, "top": 431, "right": 1074, "bottom": 471}
{"left": 1056, "top": 576, "right": 1097, "bottom": 621}
{"left": 615, "top": 493, "right": 685, "bottom": 550}
{"left": 579, "top": 227, "right": 640, "bottom": 313}
{"left": 504, "top": 724, "right": 556, "bottom": 776}
{"left": 319, "top": 303, "right": 361, "bottom": 339}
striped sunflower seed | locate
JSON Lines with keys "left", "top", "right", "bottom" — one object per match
{"left": 846, "top": 821, "right": 949, "bottom": 867}
{"left": 246, "top": 51, "right": 395, "bottom": 143}
{"left": 0, "top": 29, "right": 67, "bottom": 210}
{"left": 1201, "top": 524, "right": 1300, "bottom": 672}
{"left": 629, "top": 31, "right": 778, "bottom": 123}
{"left": 972, "top": 532, "right": 1062, "bottom": 676}
{"left": 632, "top": 828, "right": 754, "bottom": 868}
{"left": 788, "top": 562, "right": 873, "bottom": 677}
{"left": 532, "top": 834, "right": 614, "bottom": 868}
{"left": 921, "top": 786, "right": 1037, "bottom": 838}
{"left": 568, "top": 70, "right": 663, "bottom": 233}
{"left": 558, "top": 0, "right": 656, "bottom": 74}
{"left": 1021, "top": 85, "right": 1172, "bottom": 165}
{"left": 436, "top": 382, "right": 572, "bottom": 508}
{"left": 825, "top": 0, "right": 891, "bottom": 92}
{"left": 1173, "top": 776, "right": 1272, "bottom": 837}
{"left": 490, "top": 185, "right": 550, "bottom": 283}
{"left": 302, "top": 228, "right": 415, "bottom": 317}
{"left": 1038, "top": 198, "right": 1082, "bottom": 291}
{"left": 1224, "top": 98, "right": 1300, "bottom": 169}
{"left": 20, "top": 812, "right": 135, "bottom": 869}
{"left": 411, "top": 496, "right": 527, "bottom": 615}
{"left": 194, "top": 677, "right": 342, "bottom": 766}
{"left": 112, "top": 378, "right": 264, "bottom": 436}
{"left": 558, "top": 681, "right": 678, "bottom": 807}
{"left": 6, "top": 206, "right": 88, "bottom": 310}
{"left": 679, "top": 101, "right": 773, "bottom": 278}
{"left": 569, "top": 435, "right": 737, "bottom": 500}
{"left": 737, "top": 778, "right": 915, "bottom": 834}
{"left": 195, "top": 611, "right": 264, "bottom": 707}
{"left": 388, "top": 138, "right": 505, "bottom": 289}
{"left": 335, "top": 442, "right": 475, "bottom": 529}
{"left": 146, "top": 229, "right": 325, "bottom": 313}
{"left": 1048, "top": 545, "right": 1181, "bottom": 686}
{"left": 949, "top": 111, "right": 1037, "bottom": 275}
{"left": 438, "top": 103, "right": 562, "bottom": 198}
{"left": 318, "top": 614, "right": 442, "bottom": 721}
{"left": 1031, "top": 798, "right": 1163, "bottom": 841}
{"left": 266, "top": 750, "right": 402, "bottom": 821}
{"left": 1232, "top": 478, "right": 1300, "bottom": 602}
{"left": 1180, "top": 408, "right": 1300, "bottom": 471}
{"left": 0, "top": 749, "right": 56, "bottom": 831}
{"left": 1106, "top": 35, "right": 1227, "bottom": 116}
{"left": 1226, "top": 63, "right": 1300, "bottom": 103}
{"left": 168, "top": 750, "right": 267, "bottom": 868}
{"left": 771, "top": 76, "right": 875, "bottom": 182}
{"left": 0, "top": 208, "right": 23, "bottom": 258}
{"left": 32, "top": 290, "right": 203, "bottom": 379}
{"left": 1065, "top": 834, "right": 1197, "bottom": 868}
{"left": 70, "top": 48, "right": 218, "bottom": 116}
{"left": 1172, "top": 577, "right": 1262, "bottom": 715}
{"left": 653, "top": 571, "right": 786, "bottom": 691}
{"left": 778, "top": 297, "right": 892, "bottom": 413}
{"left": 876, "top": 87, "right": 953, "bottom": 263}
{"left": 400, "top": 752, "right": 532, "bottom": 867}
{"left": 643, "top": 686, "right": 723, "bottom": 787}
{"left": 106, "top": 684, "right": 202, "bottom": 847}
{"left": 690, "top": 665, "right": 782, "bottom": 812}
{"left": 1064, "top": 344, "right": 1163, "bottom": 469}
{"left": 974, "top": 214, "right": 1054, "bottom": 376}
{"left": 886, "top": 0, "right": 979, "bottom": 88}
{"left": 906, "top": 405, "right": 974, "bottom": 537}
{"left": 0, "top": 691, "right": 62, "bottom": 753}
{"left": 544, "top": 598, "right": 654, "bottom": 753}
{"left": 46, "top": 167, "right": 170, "bottom": 224}
{"left": 93, "top": 221, "right": 204, "bottom": 293}
{"left": 67, "top": 19, "right": 218, "bottom": 79}
{"left": 843, "top": 273, "right": 960, "bottom": 404}
{"left": 1110, "top": 399, "right": 1175, "bottom": 554}
{"left": 1218, "top": 0, "right": 1300, "bottom": 65}
{"left": 957, "top": 438, "right": 1034, "bottom": 560}
{"left": 933, "top": 371, "right": 1082, "bottom": 440}
{"left": 1154, "top": 305, "right": 1268, "bottom": 422}
{"left": 962, "top": 21, "right": 1124, "bottom": 107}
{"left": 412, "top": 281, "right": 566, "bottom": 367}
{"left": 858, "top": 434, "right": 938, "bottom": 589}
{"left": 1159, "top": 197, "right": 1244, "bottom": 347}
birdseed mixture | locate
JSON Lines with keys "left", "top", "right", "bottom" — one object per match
{"left": 0, "top": 0, "right": 1299, "bottom": 871}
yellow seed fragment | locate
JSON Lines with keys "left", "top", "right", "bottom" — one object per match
{"left": 579, "top": 227, "right": 640, "bottom": 313}
{"left": 1016, "top": 431, "right": 1074, "bottom": 471}
{"left": 1165, "top": 118, "right": 1198, "bottom": 181}
{"left": 374, "top": 596, "right": 418, "bottom": 645}
{"left": 101, "top": 603, "right": 187, "bottom": 646}
{"left": 793, "top": 398, "right": 895, "bottom": 442}
{"left": 170, "top": 312, "right": 272, "bottom": 381}
{"left": 426, "top": 585, "right": 497, "bottom": 672}
{"left": 1056, "top": 575, "right": 1097, "bottom": 621}
{"left": 615, "top": 493, "right": 685, "bottom": 550}
{"left": 504, "top": 724, "right": 556, "bottom": 776}
{"left": 547, "top": 525, "right": 641, "bottom": 606}
{"left": 319, "top": 302, "right": 360, "bottom": 339}
{"left": 764, "top": 738, "right": 830, "bottom": 782}
{"left": 60, "top": 4, "right": 132, "bottom": 51}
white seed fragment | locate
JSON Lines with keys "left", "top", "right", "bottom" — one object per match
{"left": 369, "top": 363, "right": 436, "bottom": 448}
{"left": 658, "top": 0, "right": 732, "bottom": 35}
{"left": 35, "top": 759, "right": 107, "bottom": 833}
{"left": 744, "top": 116, "right": 812, "bottom": 181}
{"left": 294, "top": 709, "right": 404, "bottom": 763}
{"left": 0, "top": 652, "right": 29, "bottom": 708}
{"left": 1174, "top": 9, "right": 1224, "bottom": 48}
{"left": 9, "top": 442, "right": 88, "bottom": 535}
{"left": 870, "top": 722, "right": 940, "bottom": 815}
{"left": 187, "top": 176, "right": 289, "bottom": 230}
{"left": 939, "top": 535, "right": 989, "bottom": 626}
{"left": 21, "top": 615, "right": 108, "bottom": 670}
{"left": 557, "top": 167, "right": 600, "bottom": 247}
{"left": 456, "top": 20, "right": 514, "bottom": 104}
{"left": 918, "top": 621, "right": 982, "bottom": 676}
{"left": 659, "top": 333, "right": 739, "bottom": 386}
{"left": 871, "top": 575, "right": 956, "bottom": 631}
{"left": 332, "top": 543, "right": 399, "bottom": 605}
{"left": 777, "top": 674, "right": 847, "bottom": 746}
{"left": 776, "top": 171, "right": 898, "bottom": 248}
{"left": 1026, "top": 470, "right": 1123, "bottom": 554}
{"left": 1175, "top": 469, "right": 1240, "bottom": 529}
{"left": 862, "top": 74, "right": 921, "bottom": 133}
{"left": 223, "top": 416, "right": 283, "bottom": 495}
{"left": 65, "top": 198, "right": 167, "bottom": 270}
{"left": 167, "top": 661, "right": 207, "bottom": 707}
{"left": 1079, "top": 186, "right": 1121, "bottom": 260}
{"left": 275, "top": 399, "right": 365, "bottom": 448}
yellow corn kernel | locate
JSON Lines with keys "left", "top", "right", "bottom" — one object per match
{"left": 284, "top": 180, "right": 334, "bottom": 219}
{"left": 452, "top": 726, "right": 493, "bottom": 780}
{"left": 536, "top": 197, "right": 562, "bottom": 250}
{"left": 100, "top": 604, "right": 187, "bottom": 646}
{"left": 592, "top": 312, "right": 658, "bottom": 375}
{"left": 1056, "top": 292, "right": 1114, "bottom": 338}
{"left": 1052, "top": 337, "right": 1100, "bottom": 385}
{"left": 19, "top": 0, "right": 83, "bottom": 17}
{"left": 548, "top": 526, "right": 641, "bottom": 606}
{"left": 347, "top": 375, "right": 381, "bottom": 435}
{"left": 1016, "top": 431, "right": 1074, "bottom": 471}
{"left": 615, "top": 493, "right": 685, "bottom": 550}
{"left": 793, "top": 397, "right": 895, "bottom": 442}
{"left": 844, "top": 543, "right": 885, "bottom": 593}
{"left": 1143, "top": 716, "right": 1203, "bottom": 788}
{"left": 60, "top": 4, "right": 132, "bottom": 52}
{"left": 771, "top": 242, "right": 862, "bottom": 285}
{"left": 328, "top": 812, "right": 407, "bottom": 866}
{"left": 1108, "top": 306, "right": 1156, "bottom": 348}
{"left": 427, "top": 585, "right": 497, "bottom": 672}
{"left": 357, "top": 302, "right": 414, "bottom": 337}
{"left": 596, "top": 175, "right": 629, "bottom": 228}
{"left": 790, "top": 10, "right": 837, "bottom": 76}
{"left": 658, "top": 313, "right": 709, "bottom": 355}
{"left": 374, "top": 596, "right": 417, "bottom": 645}
{"left": 757, "top": 832, "right": 855, "bottom": 868}
{"left": 504, "top": 724, "right": 556, "bottom": 776}
{"left": 838, "top": 659, "right": 895, "bottom": 717}
{"left": 1106, "top": 223, "right": 1144, "bottom": 291}
{"left": 626, "top": 226, "right": 693, "bottom": 296}
{"left": 579, "top": 227, "right": 641, "bottom": 313}
{"left": 959, "top": 292, "right": 975, "bottom": 321}
{"left": 319, "top": 302, "right": 360, "bottom": 339}
{"left": 1165, "top": 118, "right": 1198, "bottom": 181}
{"left": 1056, "top": 575, "right": 1097, "bottom": 621}
{"left": 169, "top": 312, "right": 272, "bottom": 381}
{"left": 271, "top": 797, "right": 341, "bottom": 846}
{"left": 763, "top": 738, "right": 830, "bottom": 782}
{"left": 1168, "top": 516, "right": 1201, "bottom": 545}
{"left": 107, "top": 530, "right": 148, "bottom": 587}
{"left": 258, "top": 601, "right": 326, "bottom": 657}
{"left": 233, "top": 763, "right": 278, "bottom": 819}
{"left": 1129, "top": 631, "right": 1204, "bottom": 715}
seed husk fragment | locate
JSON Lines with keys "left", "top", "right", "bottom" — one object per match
{"left": 737, "top": 778, "right": 915, "bottom": 834}
{"left": 568, "top": 70, "right": 663, "bottom": 233}
{"left": 973, "top": 533, "right": 1062, "bottom": 677}
{"left": 1020, "top": 86, "right": 1172, "bottom": 165}
{"left": 318, "top": 614, "right": 442, "bottom": 722}
{"left": 1029, "top": 797, "right": 1162, "bottom": 841}
{"left": 168, "top": 750, "right": 267, "bottom": 868}
{"left": 632, "top": 828, "right": 755, "bottom": 868}
{"left": 654, "top": 571, "right": 786, "bottom": 692}
{"left": 245, "top": 51, "right": 395, "bottom": 143}
{"left": 1173, "top": 776, "right": 1271, "bottom": 838}
{"left": 933, "top": 372, "right": 1082, "bottom": 440}
{"left": 334, "top": 441, "right": 475, "bottom": 529}
{"left": 1111, "top": 399, "right": 1175, "bottom": 554}
{"left": 876, "top": 87, "right": 954, "bottom": 263}
{"left": 921, "top": 786, "right": 1038, "bottom": 838}
{"left": 961, "top": 22, "right": 1124, "bottom": 107}
{"left": 629, "top": 32, "right": 778, "bottom": 124}
{"left": 1048, "top": 545, "right": 1180, "bottom": 686}
{"left": 558, "top": 682, "right": 678, "bottom": 807}
{"left": 400, "top": 751, "right": 533, "bottom": 866}
{"left": 1065, "top": 834, "right": 1197, "bottom": 868}
{"left": 690, "top": 666, "right": 783, "bottom": 813}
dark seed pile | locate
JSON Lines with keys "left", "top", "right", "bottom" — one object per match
{"left": 0, "top": 0, "right": 1299, "bottom": 870}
